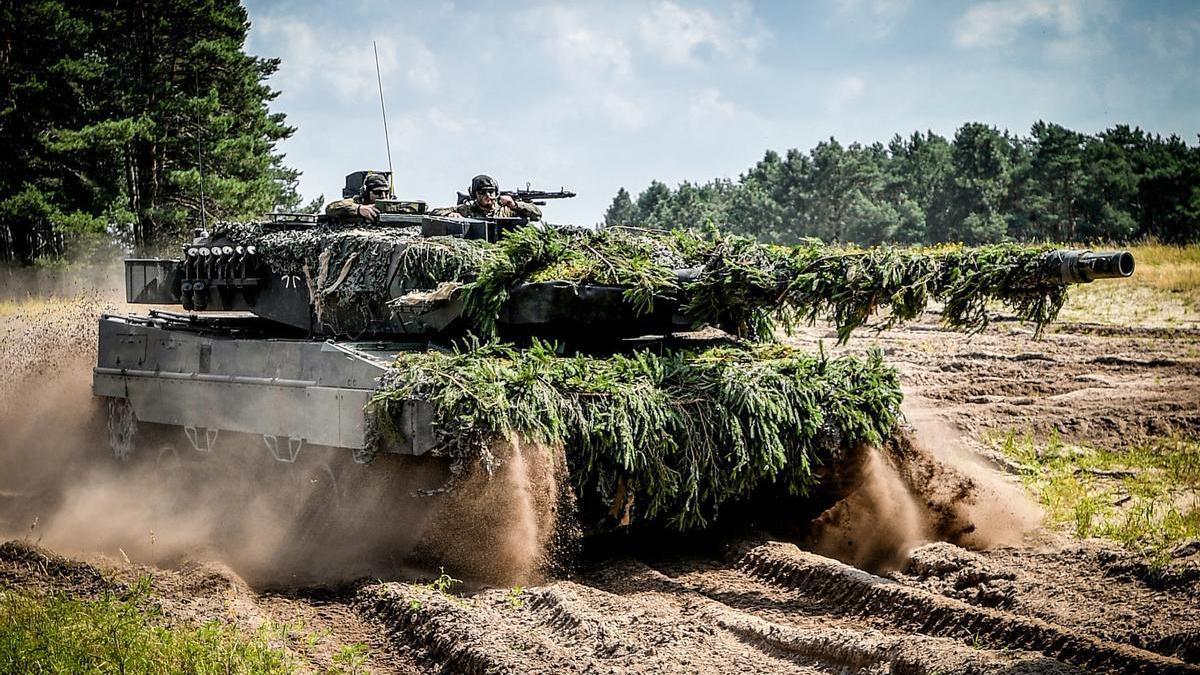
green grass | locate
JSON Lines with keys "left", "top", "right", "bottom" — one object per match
{"left": 0, "top": 578, "right": 300, "bottom": 674}
{"left": 994, "top": 432, "right": 1200, "bottom": 565}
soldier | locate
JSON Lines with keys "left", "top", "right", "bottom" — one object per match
{"left": 431, "top": 174, "right": 543, "bottom": 221}
{"left": 325, "top": 173, "right": 391, "bottom": 223}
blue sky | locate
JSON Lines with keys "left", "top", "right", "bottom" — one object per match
{"left": 243, "top": 0, "right": 1200, "bottom": 225}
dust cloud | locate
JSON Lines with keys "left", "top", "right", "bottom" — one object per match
{"left": 0, "top": 344, "right": 430, "bottom": 587}
{"left": 0, "top": 278, "right": 567, "bottom": 589}
{"left": 808, "top": 445, "right": 927, "bottom": 570}
{"left": 414, "top": 436, "right": 574, "bottom": 586}
{"left": 807, "top": 397, "right": 1042, "bottom": 572}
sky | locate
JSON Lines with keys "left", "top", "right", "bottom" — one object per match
{"left": 243, "top": 0, "right": 1200, "bottom": 225}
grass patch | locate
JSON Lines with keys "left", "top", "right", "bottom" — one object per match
{"left": 0, "top": 578, "right": 301, "bottom": 674}
{"left": 994, "top": 432, "right": 1200, "bottom": 564}
{"left": 1124, "top": 242, "right": 1200, "bottom": 305}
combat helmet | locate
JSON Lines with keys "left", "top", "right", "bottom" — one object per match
{"left": 469, "top": 174, "right": 498, "bottom": 198}
{"left": 361, "top": 172, "right": 391, "bottom": 200}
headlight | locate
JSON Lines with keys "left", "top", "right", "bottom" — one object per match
{"left": 187, "top": 247, "right": 199, "bottom": 257}
{"left": 235, "top": 246, "right": 245, "bottom": 254}
{"left": 222, "top": 246, "right": 234, "bottom": 255}
{"left": 246, "top": 246, "right": 257, "bottom": 255}
{"left": 199, "top": 247, "right": 211, "bottom": 256}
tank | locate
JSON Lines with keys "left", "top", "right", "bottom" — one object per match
{"left": 95, "top": 174, "right": 1136, "bottom": 532}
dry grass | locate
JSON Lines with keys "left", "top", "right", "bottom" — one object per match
{"left": 1121, "top": 242, "right": 1200, "bottom": 298}
{"left": 1059, "top": 242, "right": 1200, "bottom": 327}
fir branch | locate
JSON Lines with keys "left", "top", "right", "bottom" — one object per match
{"left": 371, "top": 341, "right": 903, "bottom": 530}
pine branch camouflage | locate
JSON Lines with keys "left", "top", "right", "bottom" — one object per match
{"left": 371, "top": 341, "right": 903, "bottom": 530}
{"left": 204, "top": 220, "right": 1095, "bottom": 529}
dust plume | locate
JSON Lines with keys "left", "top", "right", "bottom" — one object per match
{"left": 0, "top": 313, "right": 446, "bottom": 588}
{"left": 0, "top": 283, "right": 557, "bottom": 589}
{"left": 901, "top": 397, "right": 1042, "bottom": 550}
{"left": 808, "top": 445, "right": 926, "bottom": 570}
{"left": 807, "top": 398, "right": 1041, "bottom": 572}
{"left": 414, "top": 436, "right": 575, "bottom": 586}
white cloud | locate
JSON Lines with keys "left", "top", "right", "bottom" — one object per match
{"left": 637, "top": 1, "right": 768, "bottom": 66}
{"left": 251, "top": 17, "right": 438, "bottom": 103}
{"left": 403, "top": 43, "right": 440, "bottom": 91}
{"left": 828, "top": 75, "right": 866, "bottom": 113}
{"left": 538, "top": 7, "right": 634, "bottom": 80}
{"left": 687, "top": 88, "right": 740, "bottom": 123}
{"left": 425, "top": 107, "right": 477, "bottom": 135}
{"left": 952, "top": 0, "right": 1116, "bottom": 50}
{"left": 831, "top": 0, "right": 913, "bottom": 39}
{"left": 601, "top": 93, "right": 648, "bottom": 130}
{"left": 520, "top": 8, "right": 644, "bottom": 130}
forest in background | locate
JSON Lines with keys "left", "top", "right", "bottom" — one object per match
{"left": 0, "top": 1, "right": 311, "bottom": 266}
{"left": 3, "top": 2, "right": 1198, "bottom": 268}
{"left": 604, "top": 123, "right": 1200, "bottom": 246}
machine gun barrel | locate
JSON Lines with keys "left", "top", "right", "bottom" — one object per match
{"left": 456, "top": 187, "right": 577, "bottom": 206}
{"left": 508, "top": 188, "right": 576, "bottom": 203}
{"left": 1042, "top": 249, "right": 1135, "bottom": 284}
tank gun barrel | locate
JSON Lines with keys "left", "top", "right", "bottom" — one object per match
{"left": 1042, "top": 249, "right": 1135, "bottom": 284}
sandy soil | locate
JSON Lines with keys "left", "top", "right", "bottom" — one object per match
{"left": 2, "top": 292, "right": 1199, "bottom": 674}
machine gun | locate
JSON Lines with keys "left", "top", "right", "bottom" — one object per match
{"left": 456, "top": 184, "right": 576, "bottom": 206}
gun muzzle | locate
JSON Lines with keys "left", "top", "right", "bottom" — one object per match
{"left": 1045, "top": 250, "right": 1135, "bottom": 284}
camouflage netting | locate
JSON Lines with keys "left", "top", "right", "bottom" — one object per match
{"left": 370, "top": 341, "right": 902, "bottom": 530}
{"left": 209, "top": 220, "right": 1087, "bottom": 529}
{"left": 214, "top": 221, "right": 1073, "bottom": 341}
{"left": 464, "top": 225, "right": 1071, "bottom": 341}
{"left": 213, "top": 222, "right": 491, "bottom": 333}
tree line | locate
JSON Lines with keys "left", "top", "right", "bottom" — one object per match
{"left": 604, "top": 122, "right": 1200, "bottom": 245}
{"left": 0, "top": 1, "right": 306, "bottom": 265}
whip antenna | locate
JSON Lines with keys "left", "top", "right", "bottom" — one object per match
{"left": 373, "top": 41, "right": 394, "bottom": 195}
{"left": 195, "top": 74, "right": 208, "bottom": 231}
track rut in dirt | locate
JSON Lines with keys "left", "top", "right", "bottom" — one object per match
{"left": 354, "top": 535, "right": 1200, "bottom": 674}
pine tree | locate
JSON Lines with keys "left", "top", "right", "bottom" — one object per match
{"left": 0, "top": 2, "right": 109, "bottom": 263}
{"left": 634, "top": 181, "right": 672, "bottom": 226}
{"left": 0, "top": 0, "right": 299, "bottom": 262}
{"left": 603, "top": 187, "right": 637, "bottom": 227}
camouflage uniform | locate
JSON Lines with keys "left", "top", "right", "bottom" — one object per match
{"left": 324, "top": 195, "right": 371, "bottom": 221}
{"left": 430, "top": 199, "right": 542, "bottom": 221}
{"left": 325, "top": 195, "right": 420, "bottom": 222}
{"left": 325, "top": 172, "right": 409, "bottom": 223}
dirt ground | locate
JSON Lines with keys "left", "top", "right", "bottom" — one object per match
{"left": 2, "top": 289, "right": 1199, "bottom": 674}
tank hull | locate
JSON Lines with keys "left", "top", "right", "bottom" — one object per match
{"left": 92, "top": 313, "right": 435, "bottom": 461}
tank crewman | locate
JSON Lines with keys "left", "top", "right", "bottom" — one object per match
{"left": 430, "top": 174, "right": 543, "bottom": 221}
{"left": 324, "top": 172, "right": 392, "bottom": 223}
